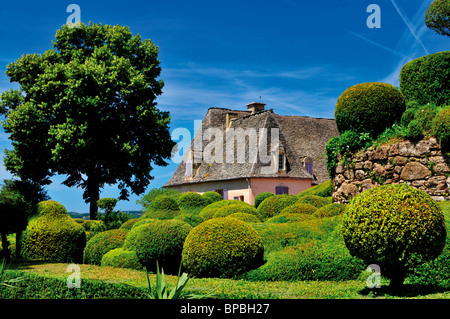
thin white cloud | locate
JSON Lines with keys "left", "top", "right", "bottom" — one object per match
{"left": 390, "top": 0, "right": 429, "bottom": 55}
{"left": 347, "top": 30, "right": 411, "bottom": 59}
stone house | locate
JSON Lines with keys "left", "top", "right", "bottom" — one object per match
{"left": 164, "top": 102, "right": 339, "bottom": 205}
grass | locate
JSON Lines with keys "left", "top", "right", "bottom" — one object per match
{"left": 2, "top": 201, "right": 449, "bottom": 299}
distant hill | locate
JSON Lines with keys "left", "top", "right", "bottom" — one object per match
{"left": 68, "top": 210, "right": 143, "bottom": 220}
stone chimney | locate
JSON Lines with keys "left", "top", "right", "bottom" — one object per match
{"left": 246, "top": 102, "right": 266, "bottom": 114}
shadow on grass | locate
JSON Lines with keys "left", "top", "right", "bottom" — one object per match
{"left": 6, "top": 259, "right": 58, "bottom": 270}
{"left": 358, "top": 283, "right": 450, "bottom": 298}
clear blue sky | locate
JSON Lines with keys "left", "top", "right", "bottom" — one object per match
{"left": 0, "top": 0, "right": 448, "bottom": 213}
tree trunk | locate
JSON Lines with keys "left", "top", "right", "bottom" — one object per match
{"left": 1, "top": 232, "right": 10, "bottom": 261}
{"left": 388, "top": 264, "right": 406, "bottom": 294}
{"left": 15, "top": 230, "right": 23, "bottom": 259}
{"left": 87, "top": 174, "right": 100, "bottom": 220}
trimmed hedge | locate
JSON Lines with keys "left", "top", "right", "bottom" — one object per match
{"left": 101, "top": 247, "right": 143, "bottom": 270}
{"left": 177, "top": 192, "right": 207, "bottom": 214}
{"left": 141, "top": 209, "right": 181, "bottom": 220}
{"left": 212, "top": 203, "right": 260, "bottom": 220}
{"left": 202, "top": 191, "right": 223, "bottom": 205}
{"left": 432, "top": 106, "right": 450, "bottom": 145}
{"left": 265, "top": 213, "right": 316, "bottom": 223}
{"left": 228, "top": 212, "right": 261, "bottom": 223}
{"left": 296, "top": 180, "right": 333, "bottom": 198}
{"left": 122, "top": 221, "right": 157, "bottom": 251}
{"left": 334, "top": 82, "right": 406, "bottom": 137}
{"left": 173, "top": 213, "right": 205, "bottom": 227}
{"left": 313, "top": 203, "right": 346, "bottom": 218}
{"left": 182, "top": 217, "right": 264, "bottom": 278}
{"left": 256, "top": 195, "right": 298, "bottom": 220}
{"left": 199, "top": 200, "right": 252, "bottom": 220}
{"left": 21, "top": 201, "right": 86, "bottom": 263}
{"left": 296, "top": 195, "right": 331, "bottom": 208}
{"left": 400, "top": 51, "right": 450, "bottom": 106}
{"left": 280, "top": 203, "right": 318, "bottom": 215}
{"left": 343, "top": 183, "right": 447, "bottom": 284}
{"left": 147, "top": 195, "right": 179, "bottom": 212}
{"left": 254, "top": 192, "right": 275, "bottom": 208}
{"left": 135, "top": 219, "right": 192, "bottom": 273}
{"left": 83, "top": 229, "right": 128, "bottom": 265}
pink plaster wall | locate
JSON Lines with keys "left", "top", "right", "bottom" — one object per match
{"left": 248, "top": 178, "right": 312, "bottom": 205}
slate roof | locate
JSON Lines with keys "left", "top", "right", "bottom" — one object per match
{"left": 164, "top": 107, "right": 339, "bottom": 187}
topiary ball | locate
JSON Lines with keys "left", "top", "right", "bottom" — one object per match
{"left": 400, "top": 51, "right": 450, "bottom": 106}
{"left": 313, "top": 203, "right": 346, "bottom": 218}
{"left": 256, "top": 194, "right": 298, "bottom": 220}
{"left": 432, "top": 106, "right": 450, "bottom": 145}
{"left": 182, "top": 217, "right": 264, "bottom": 278}
{"left": 265, "top": 213, "right": 316, "bottom": 223}
{"left": 134, "top": 219, "right": 192, "bottom": 274}
{"left": 101, "top": 247, "right": 143, "bottom": 270}
{"left": 335, "top": 82, "right": 406, "bottom": 137}
{"left": 177, "top": 192, "right": 207, "bottom": 214}
{"left": 254, "top": 192, "right": 275, "bottom": 208}
{"left": 227, "top": 213, "right": 261, "bottom": 223}
{"left": 280, "top": 203, "right": 318, "bottom": 215}
{"left": 83, "top": 229, "right": 128, "bottom": 265}
{"left": 199, "top": 200, "right": 252, "bottom": 220}
{"left": 201, "top": 191, "right": 223, "bottom": 205}
{"left": 147, "top": 195, "right": 180, "bottom": 212}
{"left": 342, "top": 183, "right": 446, "bottom": 289}
{"left": 21, "top": 201, "right": 86, "bottom": 263}
{"left": 212, "top": 203, "right": 260, "bottom": 220}
{"left": 296, "top": 195, "right": 331, "bottom": 208}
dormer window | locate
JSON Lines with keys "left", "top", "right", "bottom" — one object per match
{"left": 278, "top": 153, "right": 285, "bottom": 171}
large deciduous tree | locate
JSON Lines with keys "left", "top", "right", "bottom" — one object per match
{"left": 425, "top": 0, "right": 450, "bottom": 37}
{"left": 0, "top": 22, "right": 175, "bottom": 219}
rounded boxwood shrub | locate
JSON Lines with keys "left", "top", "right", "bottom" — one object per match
{"left": 119, "top": 218, "right": 140, "bottom": 231}
{"left": 313, "top": 203, "right": 346, "bottom": 218}
{"left": 141, "top": 209, "right": 181, "bottom": 220}
{"left": 335, "top": 82, "right": 406, "bottom": 137}
{"left": 134, "top": 219, "right": 192, "bottom": 274}
{"left": 227, "top": 213, "right": 261, "bottom": 223}
{"left": 212, "top": 203, "right": 260, "bottom": 220}
{"left": 257, "top": 195, "right": 298, "bottom": 220}
{"left": 83, "top": 229, "right": 128, "bottom": 265}
{"left": 21, "top": 201, "right": 86, "bottom": 263}
{"left": 122, "top": 221, "right": 155, "bottom": 251}
{"left": 400, "top": 51, "right": 450, "bottom": 106}
{"left": 432, "top": 106, "right": 450, "bottom": 145}
{"left": 201, "top": 191, "right": 223, "bottom": 205}
{"left": 342, "top": 183, "right": 446, "bottom": 290}
{"left": 177, "top": 192, "right": 207, "bottom": 214}
{"left": 147, "top": 195, "right": 179, "bottom": 212}
{"left": 101, "top": 248, "right": 143, "bottom": 270}
{"left": 296, "top": 195, "right": 331, "bottom": 208}
{"left": 280, "top": 203, "right": 317, "bottom": 215}
{"left": 182, "top": 217, "right": 264, "bottom": 278}
{"left": 265, "top": 213, "right": 316, "bottom": 223}
{"left": 406, "top": 119, "right": 424, "bottom": 140}
{"left": 199, "top": 200, "right": 252, "bottom": 220}
{"left": 173, "top": 213, "right": 204, "bottom": 227}
{"left": 254, "top": 192, "right": 275, "bottom": 209}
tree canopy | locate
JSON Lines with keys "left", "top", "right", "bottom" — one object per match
{"left": 0, "top": 22, "right": 175, "bottom": 219}
{"left": 425, "top": 0, "right": 450, "bottom": 37}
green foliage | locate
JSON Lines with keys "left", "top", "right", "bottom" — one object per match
{"left": 334, "top": 82, "right": 406, "bottom": 137}
{"left": 119, "top": 218, "right": 140, "bottom": 231}
{"left": 135, "top": 220, "right": 192, "bottom": 274}
{"left": 313, "top": 203, "right": 347, "bottom": 218}
{"left": 414, "top": 103, "right": 439, "bottom": 135}
{"left": 342, "top": 183, "right": 447, "bottom": 289}
{"left": 254, "top": 192, "right": 275, "bottom": 208}
{"left": 96, "top": 197, "right": 130, "bottom": 230}
{"left": 83, "top": 229, "right": 128, "bottom": 265}
{"left": 296, "top": 180, "right": 333, "bottom": 198}
{"left": 199, "top": 200, "right": 252, "bottom": 220}
{"left": 406, "top": 119, "right": 424, "bottom": 140}
{"left": 142, "top": 209, "right": 181, "bottom": 220}
{"left": 400, "top": 51, "right": 450, "bottom": 106}
{"left": 227, "top": 213, "right": 261, "bottom": 223}
{"left": 0, "top": 22, "right": 175, "bottom": 219}
{"left": 136, "top": 188, "right": 182, "bottom": 211}
{"left": 280, "top": 203, "right": 317, "bottom": 215}
{"left": 182, "top": 217, "right": 264, "bottom": 278}
{"left": 147, "top": 195, "right": 180, "bottom": 212}
{"left": 265, "top": 213, "right": 316, "bottom": 223}
{"left": 201, "top": 191, "right": 223, "bottom": 205}
{"left": 173, "top": 213, "right": 205, "bottom": 227}
{"left": 21, "top": 200, "right": 86, "bottom": 263}
{"left": 256, "top": 195, "right": 298, "bottom": 220}
{"left": 212, "top": 203, "right": 260, "bottom": 220}
{"left": 432, "top": 106, "right": 450, "bottom": 145}
{"left": 296, "top": 195, "right": 331, "bottom": 208}
{"left": 400, "top": 101, "right": 421, "bottom": 126}
{"left": 425, "top": 0, "right": 450, "bottom": 37}
{"left": 177, "top": 192, "right": 207, "bottom": 214}
{"left": 122, "top": 221, "right": 157, "bottom": 251}
{"left": 0, "top": 270, "right": 146, "bottom": 299}
{"left": 101, "top": 248, "right": 143, "bottom": 270}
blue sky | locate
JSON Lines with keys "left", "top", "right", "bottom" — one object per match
{"left": 0, "top": 0, "right": 448, "bottom": 213}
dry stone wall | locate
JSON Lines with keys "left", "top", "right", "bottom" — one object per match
{"left": 333, "top": 137, "right": 450, "bottom": 203}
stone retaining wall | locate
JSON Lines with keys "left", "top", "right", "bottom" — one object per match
{"left": 332, "top": 138, "right": 450, "bottom": 203}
